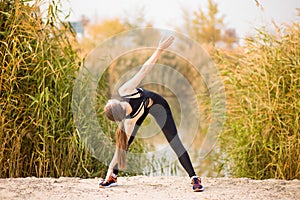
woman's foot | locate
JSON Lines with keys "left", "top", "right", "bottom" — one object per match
{"left": 99, "top": 174, "right": 118, "bottom": 188}
{"left": 191, "top": 176, "right": 204, "bottom": 192}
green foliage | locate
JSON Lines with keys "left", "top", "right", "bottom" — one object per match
{"left": 182, "top": 0, "right": 238, "bottom": 48}
{"left": 0, "top": 0, "right": 105, "bottom": 178}
{"left": 217, "top": 23, "right": 300, "bottom": 180}
{"left": 0, "top": 0, "right": 151, "bottom": 178}
{"left": 193, "top": 0, "right": 223, "bottom": 43}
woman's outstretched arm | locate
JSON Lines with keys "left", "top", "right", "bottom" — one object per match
{"left": 104, "top": 120, "right": 135, "bottom": 181}
{"left": 118, "top": 36, "right": 174, "bottom": 96}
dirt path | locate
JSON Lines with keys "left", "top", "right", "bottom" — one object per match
{"left": 0, "top": 176, "right": 299, "bottom": 200}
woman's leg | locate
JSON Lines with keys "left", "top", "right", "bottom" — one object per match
{"left": 149, "top": 102, "right": 196, "bottom": 178}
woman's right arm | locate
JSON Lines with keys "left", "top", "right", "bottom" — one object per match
{"left": 105, "top": 119, "right": 135, "bottom": 181}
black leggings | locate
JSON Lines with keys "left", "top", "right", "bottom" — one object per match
{"left": 113, "top": 94, "right": 196, "bottom": 178}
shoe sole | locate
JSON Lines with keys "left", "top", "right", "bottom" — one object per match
{"left": 193, "top": 187, "right": 204, "bottom": 192}
{"left": 99, "top": 183, "right": 118, "bottom": 188}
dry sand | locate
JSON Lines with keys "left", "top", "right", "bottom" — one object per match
{"left": 0, "top": 176, "right": 299, "bottom": 200}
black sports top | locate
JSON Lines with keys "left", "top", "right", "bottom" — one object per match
{"left": 121, "top": 88, "right": 150, "bottom": 119}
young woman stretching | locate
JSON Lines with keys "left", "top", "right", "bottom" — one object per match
{"left": 100, "top": 36, "right": 204, "bottom": 192}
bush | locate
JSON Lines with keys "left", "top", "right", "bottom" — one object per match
{"left": 0, "top": 0, "right": 99, "bottom": 178}
{"left": 217, "top": 23, "right": 300, "bottom": 180}
{"left": 0, "top": 0, "right": 150, "bottom": 178}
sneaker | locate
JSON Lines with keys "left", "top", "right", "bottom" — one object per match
{"left": 99, "top": 175, "right": 118, "bottom": 188}
{"left": 191, "top": 176, "right": 204, "bottom": 192}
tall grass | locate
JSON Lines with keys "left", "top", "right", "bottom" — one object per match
{"left": 217, "top": 23, "right": 300, "bottom": 180}
{"left": 0, "top": 0, "right": 150, "bottom": 178}
{"left": 0, "top": 0, "right": 103, "bottom": 178}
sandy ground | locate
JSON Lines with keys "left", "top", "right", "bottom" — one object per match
{"left": 0, "top": 176, "right": 299, "bottom": 200}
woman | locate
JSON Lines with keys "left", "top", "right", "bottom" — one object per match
{"left": 100, "top": 36, "right": 203, "bottom": 192}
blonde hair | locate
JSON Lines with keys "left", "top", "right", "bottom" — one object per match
{"left": 104, "top": 101, "right": 128, "bottom": 169}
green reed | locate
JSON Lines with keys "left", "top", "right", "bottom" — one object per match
{"left": 0, "top": 0, "right": 149, "bottom": 178}
{"left": 216, "top": 23, "right": 300, "bottom": 180}
{"left": 0, "top": 0, "right": 102, "bottom": 178}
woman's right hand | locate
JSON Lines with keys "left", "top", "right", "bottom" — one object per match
{"left": 157, "top": 36, "right": 174, "bottom": 50}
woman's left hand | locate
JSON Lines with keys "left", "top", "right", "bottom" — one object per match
{"left": 157, "top": 36, "right": 174, "bottom": 50}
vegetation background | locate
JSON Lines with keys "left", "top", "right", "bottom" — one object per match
{"left": 0, "top": 0, "right": 299, "bottom": 180}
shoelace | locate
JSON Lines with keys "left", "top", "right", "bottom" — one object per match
{"left": 192, "top": 178, "right": 200, "bottom": 185}
{"left": 107, "top": 176, "right": 116, "bottom": 183}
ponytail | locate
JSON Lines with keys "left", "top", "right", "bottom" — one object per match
{"left": 104, "top": 100, "right": 128, "bottom": 169}
{"left": 115, "top": 121, "right": 128, "bottom": 169}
